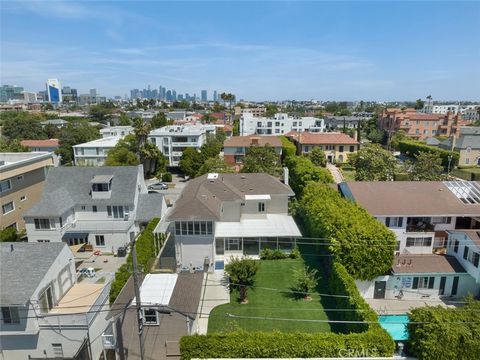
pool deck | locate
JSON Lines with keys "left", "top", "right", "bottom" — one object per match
{"left": 367, "top": 298, "right": 457, "bottom": 314}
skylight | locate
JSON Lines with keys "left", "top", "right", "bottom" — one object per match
{"left": 444, "top": 181, "right": 480, "bottom": 204}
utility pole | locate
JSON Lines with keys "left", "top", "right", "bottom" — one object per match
{"left": 130, "top": 232, "right": 145, "bottom": 360}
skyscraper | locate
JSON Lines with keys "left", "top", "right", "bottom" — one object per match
{"left": 46, "top": 79, "right": 62, "bottom": 103}
{"left": 172, "top": 90, "right": 177, "bottom": 101}
{"left": 201, "top": 90, "right": 207, "bottom": 102}
{"left": 213, "top": 90, "right": 218, "bottom": 102}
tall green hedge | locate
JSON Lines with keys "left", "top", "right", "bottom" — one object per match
{"left": 398, "top": 140, "right": 459, "bottom": 168}
{"left": 279, "top": 135, "right": 297, "bottom": 158}
{"left": 408, "top": 299, "right": 480, "bottom": 360}
{"left": 109, "top": 218, "right": 160, "bottom": 304}
{"left": 284, "top": 156, "right": 333, "bottom": 197}
{"left": 180, "top": 329, "right": 394, "bottom": 359}
{"left": 299, "top": 183, "right": 396, "bottom": 280}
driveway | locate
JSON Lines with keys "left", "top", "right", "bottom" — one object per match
{"left": 146, "top": 173, "right": 187, "bottom": 206}
{"left": 327, "top": 163, "right": 344, "bottom": 184}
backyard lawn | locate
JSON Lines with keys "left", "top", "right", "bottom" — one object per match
{"left": 208, "top": 258, "right": 333, "bottom": 333}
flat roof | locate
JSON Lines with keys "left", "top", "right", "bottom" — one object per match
{"left": 0, "top": 152, "right": 53, "bottom": 171}
{"left": 392, "top": 254, "right": 466, "bottom": 274}
{"left": 50, "top": 283, "right": 105, "bottom": 314}
{"left": 215, "top": 214, "right": 301, "bottom": 238}
{"left": 132, "top": 274, "right": 178, "bottom": 306}
{"left": 224, "top": 135, "right": 282, "bottom": 148}
{"left": 73, "top": 136, "right": 120, "bottom": 148}
{"left": 342, "top": 181, "right": 480, "bottom": 217}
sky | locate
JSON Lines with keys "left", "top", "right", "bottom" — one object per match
{"left": 1, "top": 0, "right": 479, "bottom": 101}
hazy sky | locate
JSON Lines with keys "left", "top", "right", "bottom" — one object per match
{"left": 1, "top": 0, "right": 479, "bottom": 101}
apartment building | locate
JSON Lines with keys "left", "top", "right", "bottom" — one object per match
{"left": 240, "top": 113, "right": 325, "bottom": 136}
{"left": 162, "top": 173, "right": 301, "bottom": 271}
{"left": 20, "top": 139, "right": 61, "bottom": 166}
{"left": 148, "top": 125, "right": 216, "bottom": 167}
{"left": 463, "top": 106, "right": 480, "bottom": 122}
{"left": 73, "top": 136, "right": 120, "bottom": 166}
{"left": 286, "top": 131, "right": 359, "bottom": 163}
{"left": 23, "top": 166, "right": 166, "bottom": 253}
{"left": 99, "top": 126, "right": 133, "bottom": 138}
{"left": 379, "top": 108, "right": 465, "bottom": 140}
{"left": 440, "top": 126, "right": 480, "bottom": 166}
{"left": 0, "top": 242, "right": 111, "bottom": 360}
{"left": 234, "top": 106, "right": 266, "bottom": 118}
{"left": 0, "top": 152, "right": 54, "bottom": 231}
{"left": 324, "top": 115, "right": 364, "bottom": 131}
{"left": 223, "top": 135, "right": 282, "bottom": 165}
{"left": 339, "top": 180, "right": 480, "bottom": 300}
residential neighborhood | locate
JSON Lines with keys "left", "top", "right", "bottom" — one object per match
{"left": 1, "top": 1, "right": 480, "bottom": 360}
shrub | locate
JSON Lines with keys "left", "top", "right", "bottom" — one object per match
{"left": 225, "top": 257, "right": 259, "bottom": 303}
{"left": 259, "top": 248, "right": 289, "bottom": 260}
{"left": 180, "top": 329, "right": 395, "bottom": 359}
{"left": 289, "top": 247, "right": 301, "bottom": 259}
{"left": 291, "top": 266, "right": 318, "bottom": 299}
{"left": 284, "top": 155, "right": 333, "bottom": 197}
{"left": 299, "top": 183, "right": 396, "bottom": 280}
{"left": 398, "top": 139, "right": 459, "bottom": 168}
{"left": 408, "top": 298, "right": 480, "bottom": 360}
{"left": 109, "top": 218, "right": 160, "bottom": 304}
{"left": 279, "top": 135, "right": 297, "bottom": 159}
{"left": 161, "top": 172, "right": 172, "bottom": 182}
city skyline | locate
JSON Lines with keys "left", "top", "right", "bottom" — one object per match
{"left": 1, "top": 1, "right": 479, "bottom": 101}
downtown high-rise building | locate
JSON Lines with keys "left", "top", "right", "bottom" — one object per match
{"left": 213, "top": 90, "right": 218, "bottom": 102}
{"left": 201, "top": 90, "right": 207, "bottom": 102}
{"left": 0, "top": 85, "right": 24, "bottom": 102}
{"left": 46, "top": 79, "right": 62, "bottom": 103}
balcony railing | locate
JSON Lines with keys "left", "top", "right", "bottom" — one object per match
{"left": 406, "top": 223, "right": 435, "bottom": 232}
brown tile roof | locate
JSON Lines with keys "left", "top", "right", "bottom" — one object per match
{"left": 224, "top": 135, "right": 282, "bottom": 148}
{"left": 286, "top": 131, "right": 358, "bottom": 145}
{"left": 167, "top": 173, "right": 294, "bottom": 221}
{"left": 20, "top": 139, "right": 60, "bottom": 147}
{"left": 343, "top": 181, "right": 480, "bottom": 217}
{"left": 392, "top": 254, "right": 466, "bottom": 274}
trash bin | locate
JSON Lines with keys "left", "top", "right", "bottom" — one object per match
{"left": 117, "top": 246, "right": 126, "bottom": 257}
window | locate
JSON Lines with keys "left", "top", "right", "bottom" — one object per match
{"left": 107, "top": 206, "right": 112, "bottom": 217}
{"left": 385, "top": 217, "right": 403, "bottom": 228}
{"left": 463, "top": 246, "right": 469, "bottom": 260}
{"left": 431, "top": 216, "right": 451, "bottom": 224}
{"left": 39, "top": 286, "right": 54, "bottom": 313}
{"left": 59, "top": 217, "right": 63, "bottom": 228}
{"left": 175, "top": 222, "right": 181, "bottom": 235}
{"left": 349, "top": 145, "right": 355, "bottom": 152}
{"left": 454, "top": 240, "right": 459, "bottom": 253}
{"left": 112, "top": 206, "right": 124, "bottom": 219}
{"left": 81, "top": 206, "right": 86, "bottom": 210}
{"left": 467, "top": 147, "right": 471, "bottom": 153}
{"left": 339, "top": 145, "right": 344, "bottom": 152}
{"left": 2, "top": 307, "right": 20, "bottom": 324}
{"left": 275, "top": 122, "right": 280, "bottom": 126}
{"left": 2, "top": 201, "right": 15, "bottom": 215}
{"left": 17, "top": 175, "right": 24, "bottom": 181}
{"left": 201, "top": 222, "right": 207, "bottom": 235}
{"left": 143, "top": 309, "right": 158, "bottom": 325}
{"left": 52, "top": 344, "right": 64, "bottom": 358}
{"left": 412, "top": 276, "right": 435, "bottom": 289}
{"left": 194, "top": 222, "right": 200, "bottom": 235}
{"left": 293, "top": 121, "right": 297, "bottom": 126}
{"left": 0, "top": 179, "right": 11, "bottom": 193}
{"left": 20, "top": 195, "right": 26, "bottom": 202}
{"left": 34, "top": 218, "right": 54, "bottom": 230}
{"left": 188, "top": 222, "right": 194, "bottom": 235}
{"left": 37, "top": 239, "right": 50, "bottom": 243}
{"left": 92, "top": 183, "right": 109, "bottom": 192}
{"left": 406, "top": 237, "right": 432, "bottom": 247}
{"left": 258, "top": 202, "right": 265, "bottom": 212}
{"left": 181, "top": 222, "right": 187, "bottom": 235}
{"left": 466, "top": 159, "right": 470, "bottom": 165}
{"left": 95, "top": 235, "right": 105, "bottom": 246}
{"left": 207, "top": 221, "right": 213, "bottom": 235}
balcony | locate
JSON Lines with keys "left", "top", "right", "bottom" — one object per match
{"left": 171, "top": 141, "right": 198, "bottom": 147}
{"left": 406, "top": 218, "right": 435, "bottom": 232}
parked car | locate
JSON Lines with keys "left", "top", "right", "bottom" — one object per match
{"left": 148, "top": 182, "right": 168, "bottom": 190}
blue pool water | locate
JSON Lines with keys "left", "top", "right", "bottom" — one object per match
{"left": 379, "top": 314, "right": 410, "bottom": 341}
{"left": 215, "top": 260, "right": 225, "bottom": 270}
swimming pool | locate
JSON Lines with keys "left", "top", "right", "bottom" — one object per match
{"left": 378, "top": 314, "right": 410, "bottom": 341}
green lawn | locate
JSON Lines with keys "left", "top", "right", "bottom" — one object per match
{"left": 341, "top": 169, "right": 356, "bottom": 181}
{"left": 208, "top": 259, "right": 332, "bottom": 333}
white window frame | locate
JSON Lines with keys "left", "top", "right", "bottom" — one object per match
{"left": 143, "top": 308, "right": 158, "bottom": 325}
{"left": 0, "top": 179, "right": 12, "bottom": 193}
{"left": 258, "top": 202, "right": 266, "bottom": 213}
{"left": 34, "top": 218, "right": 55, "bottom": 230}
{"left": 95, "top": 235, "right": 105, "bottom": 247}
{"left": 2, "top": 201, "right": 15, "bottom": 215}
{"left": 1, "top": 306, "right": 20, "bottom": 324}
{"left": 39, "top": 286, "right": 54, "bottom": 314}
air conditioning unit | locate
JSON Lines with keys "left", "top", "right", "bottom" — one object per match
{"left": 124, "top": 214, "right": 129, "bottom": 221}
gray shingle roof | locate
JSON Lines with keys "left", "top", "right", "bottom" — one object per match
{"left": 136, "top": 193, "right": 164, "bottom": 222}
{"left": 0, "top": 242, "right": 69, "bottom": 305}
{"left": 24, "top": 166, "right": 142, "bottom": 217}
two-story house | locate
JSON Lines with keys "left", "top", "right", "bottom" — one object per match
{"left": 148, "top": 125, "right": 216, "bottom": 167}
{"left": 23, "top": 166, "right": 166, "bottom": 254}
{"left": 440, "top": 126, "right": 480, "bottom": 167}
{"left": 162, "top": 173, "right": 301, "bottom": 271}
{"left": 223, "top": 135, "right": 282, "bottom": 165}
{"left": 446, "top": 230, "right": 480, "bottom": 285}
{"left": 0, "top": 242, "right": 111, "bottom": 360}
{"left": 73, "top": 136, "right": 121, "bottom": 166}
{"left": 0, "top": 152, "right": 54, "bottom": 232}
{"left": 339, "top": 181, "right": 480, "bottom": 300}
{"left": 286, "top": 131, "right": 359, "bottom": 163}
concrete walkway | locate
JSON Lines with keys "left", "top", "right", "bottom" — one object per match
{"left": 195, "top": 270, "right": 230, "bottom": 334}
{"left": 366, "top": 298, "right": 455, "bottom": 315}
{"left": 327, "top": 163, "right": 344, "bottom": 183}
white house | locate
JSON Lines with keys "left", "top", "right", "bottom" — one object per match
{"left": 73, "top": 136, "right": 121, "bottom": 166}
{"left": 161, "top": 173, "right": 301, "bottom": 271}
{"left": 23, "top": 166, "right": 166, "bottom": 254}
{"left": 0, "top": 242, "right": 111, "bottom": 360}
{"left": 339, "top": 180, "right": 480, "bottom": 300}
{"left": 240, "top": 113, "right": 325, "bottom": 136}
{"left": 446, "top": 230, "right": 480, "bottom": 284}
{"left": 99, "top": 126, "right": 133, "bottom": 138}
{"left": 148, "top": 125, "right": 216, "bottom": 167}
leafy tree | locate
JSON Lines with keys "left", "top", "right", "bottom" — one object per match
{"left": 44, "top": 123, "right": 60, "bottom": 139}
{"left": 212, "top": 102, "right": 226, "bottom": 112}
{"left": 241, "top": 144, "right": 282, "bottom": 176}
{"left": 414, "top": 98, "right": 425, "bottom": 110}
{"left": 89, "top": 103, "right": 115, "bottom": 124}
{"left": 265, "top": 104, "right": 278, "bottom": 117}
{"left": 104, "top": 146, "right": 139, "bottom": 166}
{"left": 309, "top": 147, "right": 327, "bottom": 167}
{"left": 118, "top": 113, "right": 132, "bottom": 126}
{"left": 225, "top": 257, "right": 258, "bottom": 304}
{"left": 349, "top": 144, "right": 396, "bottom": 181}
{"left": 0, "top": 138, "right": 29, "bottom": 152}
{"left": 362, "top": 113, "right": 385, "bottom": 144}
{"left": 279, "top": 136, "right": 297, "bottom": 160}
{"left": 284, "top": 156, "right": 333, "bottom": 196}
{"left": 408, "top": 151, "right": 445, "bottom": 181}
{"left": 389, "top": 130, "right": 407, "bottom": 150}
{"left": 197, "top": 156, "right": 233, "bottom": 176}
{"left": 57, "top": 121, "right": 101, "bottom": 165}
{"left": 291, "top": 266, "right": 318, "bottom": 299}
{"left": 1, "top": 112, "right": 46, "bottom": 140}
{"left": 0, "top": 227, "right": 25, "bottom": 242}
{"left": 232, "top": 119, "right": 240, "bottom": 136}
{"left": 179, "top": 147, "right": 203, "bottom": 178}
{"left": 200, "top": 135, "right": 223, "bottom": 161}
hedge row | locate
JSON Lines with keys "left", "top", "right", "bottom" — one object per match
{"left": 109, "top": 218, "right": 160, "bottom": 304}
{"left": 328, "top": 262, "right": 380, "bottom": 333}
{"left": 408, "top": 298, "right": 480, "bottom": 360}
{"left": 451, "top": 168, "right": 480, "bottom": 181}
{"left": 180, "top": 329, "right": 394, "bottom": 359}
{"left": 299, "top": 183, "right": 396, "bottom": 280}
{"left": 398, "top": 139, "right": 459, "bottom": 167}
{"left": 279, "top": 135, "right": 297, "bottom": 158}
{"left": 284, "top": 155, "right": 333, "bottom": 197}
